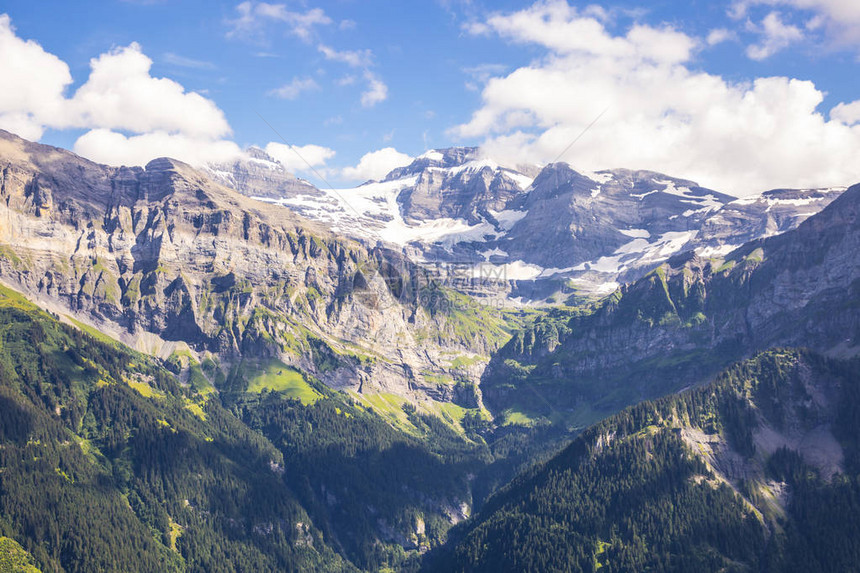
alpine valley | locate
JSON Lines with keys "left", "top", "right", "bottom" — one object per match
{"left": 1, "top": 127, "right": 859, "bottom": 573}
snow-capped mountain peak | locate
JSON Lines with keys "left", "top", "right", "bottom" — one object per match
{"left": 211, "top": 147, "right": 845, "bottom": 303}
{"left": 204, "top": 147, "right": 318, "bottom": 200}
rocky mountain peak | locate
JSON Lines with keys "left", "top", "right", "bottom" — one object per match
{"left": 204, "top": 147, "right": 319, "bottom": 200}
{"left": 144, "top": 157, "right": 187, "bottom": 173}
{"left": 522, "top": 162, "right": 594, "bottom": 203}
{"left": 246, "top": 145, "right": 274, "bottom": 162}
{"left": 383, "top": 147, "right": 482, "bottom": 181}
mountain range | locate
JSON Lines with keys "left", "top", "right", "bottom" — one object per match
{"left": 217, "top": 145, "right": 844, "bottom": 301}
{"left": 1, "top": 128, "right": 859, "bottom": 572}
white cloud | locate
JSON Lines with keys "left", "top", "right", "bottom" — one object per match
{"left": 318, "top": 44, "right": 373, "bottom": 68}
{"left": 231, "top": 4, "right": 387, "bottom": 111}
{"left": 341, "top": 148, "right": 412, "bottom": 182}
{"left": 226, "top": 1, "right": 332, "bottom": 43}
{"left": 163, "top": 52, "right": 216, "bottom": 69}
{"left": 68, "top": 43, "right": 231, "bottom": 138}
{"left": 456, "top": 1, "right": 860, "bottom": 196}
{"left": 707, "top": 28, "right": 736, "bottom": 45}
{"left": 317, "top": 44, "right": 388, "bottom": 109}
{"left": 267, "top": 77, "right": 320, "bottom": 99}
{"left": 732, "top": 0, "right": 860, "bottom": 48}
{"left": 466, "top": 1, "right": 697, "bottom": 64}
{"left": 361, "top": 72, "right": 388, "bottom": 107}
{"left": 746, "top": 11, "right": 804, "bottom": 59}
{"left": 73, "top": 129, "right": 242, "bottom": 167}
{"left": 832, "top": 100, "right": 860, "bottom": 124}
{"left": 0, "top": 14, "right": 73, "bottom": 140}
{"left": 264, "top": 141, "right": 335, "bottom": 172}
{"left": 0, "top": 15, "right": 239, "bottom": 168}
{"left": 463, "top": 63, "right": 509, "bottom": 91}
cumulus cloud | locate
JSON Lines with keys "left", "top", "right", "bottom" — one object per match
{"left": 267, "top": 77, "right": 320, "bottom": 99}
{"left": 732, "top": 0, "right": 860, "bottom": 48}
{"left": 73, "top": 129, "right": 243, "bottom": 167}
{"left": 317, "top": 45, "right": 387, "bottom": 108}
{"left": 226, "top": 3, "right": 388, "bottom": 110}
{"left": 68, "top": 43, "right": 231, "bottom": 138}
{"left": 318, "top": 44, "right": 373, "bottom": 68}
{"left": 226, "top": 1, "right": 332, "bottom": 43}
{"left": 361, "top": 72, "right": 389, "bottom": 108}
{"left": 0, "top": 14, "right": 241, "bottom": 168}
{"left": 466, "top": 2, "right": 698, "bottom": 64}
{"left": 832, "top": 100, "right": 860, "bottom": 124}
{"left": 707, "top": 28, "right": 737, "bottom": 45}
{"left": 163, "top": 52, "right": 216, "bottom": 69}
{"left": 0, "top": 14, "right": 73, "bottom": 140}
{"left": 454, "top": 0, "right": 860, "bottom": 196}
{"left": 746, "top": 11, "right": 804, "bottom": 59}
{"left": 341, "top": 148, "right": 412, "bottom": 182}
{"left": 264, "top": 141, "right": 335, "bottom": 172}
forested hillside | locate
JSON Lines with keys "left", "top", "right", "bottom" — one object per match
{"left": 0, "top": 283, "right": 515, "bottom": 572}
{"left": 435, "top": 350, "right": 860, "bottom": 572}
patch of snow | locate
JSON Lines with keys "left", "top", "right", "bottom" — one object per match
{"left": 537, "top": 265, "right": 581, "bottom": 278}
{"left": 655, "top": 180, "right": 691, "bottom": 198}
{"left": 649, "top": 230, "right": 699, "bottom": 258}
{"left": 381, "top": 217, "right": 495, "bottom": 247}
{"left": 582, "top": 170, "right": 613, "bottom": 184}
{"left": 248, "top": 157, "right": 282, "bottom": 170}
{"left": 505, "top": 171, "right": 535, "bottom": 191}
{"left": 654, "top": 180, "right": 723, "bottom": 211}
{"left": 696, "top": 244, "right": 740, "bottom": 258}
{"left": 614, "top": 238, "right": 652, "bottom": 255}
{"left": 631, "top": 190, "right": 658, "bottom": 200}
{"left": 577, "top": 230, "right": 699, "bottom": 275}
{"left": 450, "top": 158, "right": 500, "bottom": 176}
{"left": 620, "top": 228, "right": 651, "bottom": 239}
{"left": 565, "top": 277, "right": 620, "bottom": 296}
{"left": 767, "top": 197, "right": 817, "bottom": 209}
{"left": 203, "top": 167, "right": 236, "bottom": 182}
{"left": 479, "top": 248, "right": 508, "bottom": 260}
{"left": 682, "top": 208, "right": 708, "bottom": 217}
{"left": 491, "top": 209, "right": 528, "bottom": 231}
{"left": 419, "top": 150, "right": 444, "bottom": 162}
{"left": 503, "top": 260, "right": 544, "bottom": 281}
{"left": 729, "top": 196, "right": 761, "bottom": 207}
{"left": 258, "top": 173, "right": 532, "bottom": 252}
{"left": 586, "top": 254, "right": 627, "bottom": 274}
{"left": 594, "top": 281, "right": 621, "bottom": 295}
{"left": 457, "top": 260, "right": 544, "bottom": 282}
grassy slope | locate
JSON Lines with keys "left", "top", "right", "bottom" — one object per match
{"left": 245, "top": 359, "right": 323, "bottom": 404}
{"left": 0, "top": 537, "right": 41, "bottom": 573}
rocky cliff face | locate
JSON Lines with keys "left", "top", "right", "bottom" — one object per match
{"left": 697, "top": 187, "right": 845, "bottom": 252}
{"left": 0, "top": 130, "right": 513, "bottom": 408}
{"left": 500, "top": 165, "right": 732, "bottom": 269}
{"left": 392, "top": 148, "right": 533, "bottom": 225}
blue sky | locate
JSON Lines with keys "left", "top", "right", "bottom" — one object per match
{"left": 1, "top": 0, "right": 860, "bottom": 194}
